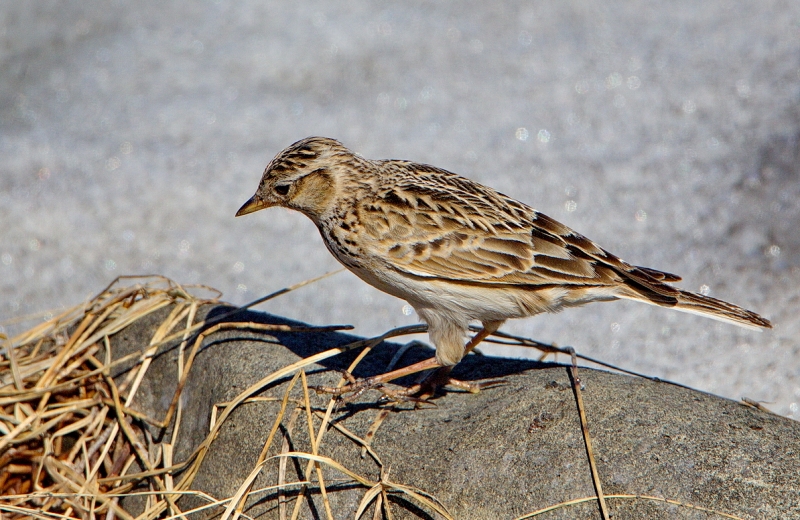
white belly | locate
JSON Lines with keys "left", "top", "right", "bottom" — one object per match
{"left": 347, "top": 263, "right": 538, "bottom": 323}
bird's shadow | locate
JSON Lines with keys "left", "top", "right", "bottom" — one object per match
{"left": 203, "top": 304, "right": 552, "bottom": 387}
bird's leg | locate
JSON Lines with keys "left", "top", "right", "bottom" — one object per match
{"left": 398, "top": 324, "right": 504, "bottom": 400}
{"left": 314, "top": 324, "right": 502, "bottom": 401}
{"left": 313, "top": 356, "right": 442, "bottom": 397}
{"left": 464, "top": 323, "right": 499, "bottom": 355}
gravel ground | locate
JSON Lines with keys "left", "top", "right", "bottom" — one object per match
{"left": 1, "top": 1, "right": 798, "bottom": 416}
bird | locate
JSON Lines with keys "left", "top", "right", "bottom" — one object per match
{"left": 236, "top": 136, "right": 772, "bottom": 397}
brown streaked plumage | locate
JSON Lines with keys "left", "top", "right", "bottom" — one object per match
{"left": 237, "top": 136, "right": 771, "bottom": 390}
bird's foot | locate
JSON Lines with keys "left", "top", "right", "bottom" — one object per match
{"left": 311, "top": 370, "right": 432, "bottom": 406}
{"left": 439, "top": 376, "right": 506, "bottom": 394}
{"left": 312, "top": 356, "right": 441, "bottom": 404}
{"left": 390, "top": 367, "right": 506, "bottom": 403}
{"left": 312, "top": 367, "right": 505, "bottom": 407}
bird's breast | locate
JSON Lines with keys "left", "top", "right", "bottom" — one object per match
{"left": 317, "top": 218, "right": 366, "bottom": 269}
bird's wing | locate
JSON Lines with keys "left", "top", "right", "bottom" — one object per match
{"left": 360, "top": 161, "right": 681, "bottom": 296}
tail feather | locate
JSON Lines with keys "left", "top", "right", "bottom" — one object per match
{"left": 672, "top": 290, "right": 772, "bottom": 330}
{"left": 619, "top": 283, "right": 772, "bottom": 330}
{"left": 584, "top": 243, "right": 770, "bottom": 330}
{"left": 613, "top": 266, "right": 772, "bottom": 330}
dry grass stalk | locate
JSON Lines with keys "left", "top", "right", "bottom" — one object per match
{"left": 0, "top": 274, "right": 348, "bottom": 518}
{"left": 0, "top": 274, "right": 449, "bottom": 519}
{"left": 0, "top": 276, "right": 220, "bottom": 519}
{"left": 515, "top": 494, "right": 746, "bottom": 520}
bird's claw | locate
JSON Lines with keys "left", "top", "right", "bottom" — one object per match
{"left": 312, "top": 367, "right": 505, "bottom": 407}
{"left": 447, "top": 378, "right": 507, "bottom": 393}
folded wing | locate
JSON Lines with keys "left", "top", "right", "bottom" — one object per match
{"left": 363, "top": 163, "right": 680, "bottom": 303}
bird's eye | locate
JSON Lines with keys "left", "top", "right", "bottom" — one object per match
{"left": 274, "top": 184, "right": 290, "bottom": 196}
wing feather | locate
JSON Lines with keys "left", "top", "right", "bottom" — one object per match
{"left": 355, "top": 172, "right": 601, "bottom": 286}
{"left": 355, "top": 160, "right": 681, "bottom": 299}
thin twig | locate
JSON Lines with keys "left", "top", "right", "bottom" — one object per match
{"left": 564, "top": 347, "right": 609, "bottom": 520}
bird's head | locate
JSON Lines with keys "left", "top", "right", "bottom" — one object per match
{"left": 236, "top": 136, "right": 348, "bottom": 220}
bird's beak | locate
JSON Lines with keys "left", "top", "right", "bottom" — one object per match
{"left": 235, "top": 194, "right": 269, "bottom": 216}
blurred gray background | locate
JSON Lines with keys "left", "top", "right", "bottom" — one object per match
{"left": 1, "top": 1, "right": 798, "bottom": 416}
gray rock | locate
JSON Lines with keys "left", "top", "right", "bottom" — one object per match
{"left": 112, "top": 304, "right": 800, "bottom": 519}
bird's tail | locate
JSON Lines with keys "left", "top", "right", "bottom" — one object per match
{"left": 615, "top": 266, "right": 772, "bottom": 330}
{"left": 669, "top": 289, "right": 772, "bottom": 330}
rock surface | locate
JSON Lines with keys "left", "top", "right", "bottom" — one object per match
{"left": 112, "top": 304, "right": 800, "bottom": 519}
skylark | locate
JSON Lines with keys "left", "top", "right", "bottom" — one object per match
{"left": 237, "top": 136, "right": 771, "bottom": 395}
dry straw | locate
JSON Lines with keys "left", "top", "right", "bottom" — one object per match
{"left": 0, "top": 275, "right": 451, "bottom": 519}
